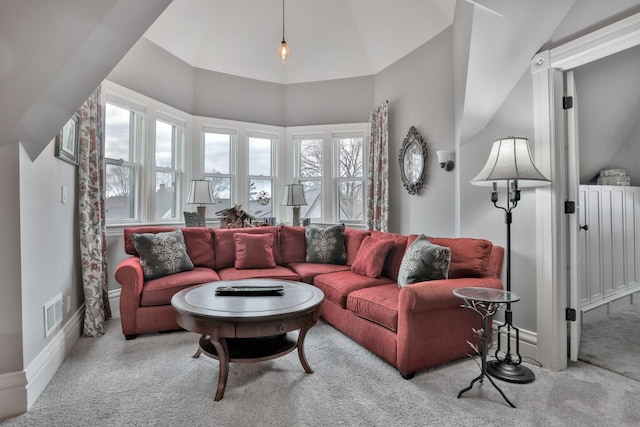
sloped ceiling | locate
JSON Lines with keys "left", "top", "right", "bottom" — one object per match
{"left": 143, "top": 0, "right": 456, "bottom": 84}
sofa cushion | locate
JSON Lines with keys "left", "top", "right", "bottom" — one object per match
{"left": 344, "top": 228, "right": 371, "bottom": 265}
{"left": 370, "top": 231, "right": 409, "bottom": 281}
{"left": 131, "top": 230, "right": 194, "bottom": 280}
{"left": 124, "top": 226, "right": 215, "bottom": 269}
{"left": 217, "top": 265, "right": 300, "bottom": 281}
{"left": 287, "top": 262, "right": 351, "bottom": 284}
{"left": 234, "top": 233, "right": 276, "bottom": 269}
{"left": 397, "top": 235, "right": 451, "bottom": 287}
{"left": 350, "top": 236, "right": 394, "bottom": 278}
{"left": 313, "top": 270, "right": 394, "bottom": 308}
{"left": 279, "top": 225, "right": 306, "bottom": 264}
{"left": 140, "top": 267, "right": 220, "bottom": 306}
{"left": 306, "top": 224, "right": 347, "bottom": 264}
{"left": 428, "top": 237, "right": 493, "bottom": 278}
{"left": 213, "top": 226, "right": 282, "bottom": 269}
{"left": 346, "top": 284, "right": 399, "bottom": 332}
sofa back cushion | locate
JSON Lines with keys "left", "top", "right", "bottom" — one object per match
{"left": 213, "top": 226, "right": 282, "bottom": 269}
{"left": 350, "top": 236, "right": 394, "bottom": 278}
{"left": 370, "top": 231, "right": 409, "bottom": 281}
{"left": 124, "top": 226, "right": 215, "bottom": 269}
{"left": 234, "top": 233, "right": 276, "bottom": 269}
{"left": 344, "top": 228, "right": 371, "bottom": 265}
{"left": 279, "top": 225, "right": 306, "bottom": 264}
{"left": 428, "top": 237, "right": 493, "bottom": 278}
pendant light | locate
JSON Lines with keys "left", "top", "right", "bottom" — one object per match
{"left": 277, "top": 0, "right": 291, "bottom": 63}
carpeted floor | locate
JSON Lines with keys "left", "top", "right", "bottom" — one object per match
{"left": 579, "top": 303, "right": 640, "bottom": 381}
{"left": 2, "top": 319, "right": 640, "bottom": 426}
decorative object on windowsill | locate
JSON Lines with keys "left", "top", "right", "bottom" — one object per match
{"left": 186, "top": 179, "right": 213, "bottom": 227}
{"left": 282, "top": 183, "right": 307, "bottom": 226}
{"left": 55, "top": 113, "right": 79, "bottom": 165}
{"left": 257, "top": 190, "right": 271, "bottom": 206}
{"left": 436, "top": 150, "right": 455, "bottom": 172}
{"left": 399, "top": 126, "right": 427, "bottom": 195}
{"left": 277, "top": 0, "right": 291, "bottom": 63}
{"left": 216, "top": 204, "right": 256, "bottom": 229}
{"left": 471, "top": 136, "right": 550, "bottom": 384}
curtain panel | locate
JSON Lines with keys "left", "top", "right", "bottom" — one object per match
{"left": 367, "top": 101, "right": 389, "bottom": 232}
{"left": 77, "top": 86, "right": 111, "bottom": 336}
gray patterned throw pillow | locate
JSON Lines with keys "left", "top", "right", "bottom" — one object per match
{"left": 397, "top": 234, "right": 450, "bottom": 287}
{"left": 130, "top": 230, "right": 194, "bottom": 280}
{"left": 305, "top": 224, "right": 347, "bottom": 264}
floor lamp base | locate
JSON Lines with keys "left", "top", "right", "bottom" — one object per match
{"left": 487, "top": 360, "right": 535, "bottom": 384}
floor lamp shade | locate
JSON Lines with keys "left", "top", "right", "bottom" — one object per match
{"left": 186, "top": 180, "right": 213, "bottom": 227}
{"left": 281, "top": 184, "right": 307, "bottom": 226}
{"left": 470, "top": 136, "right": 549, "bottom": 385}
{"left": 472, "top": 137, "right": 550, "bottom": 187}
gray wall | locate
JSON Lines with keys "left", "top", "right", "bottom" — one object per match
{"left": 459, "top": 68, "right": 538, "bottom": 332}
{"left": 374, "top": 28, "right": 456, "bottom": 237}
{"left": 574, "top": 43, "right": 640, "bottom": 184}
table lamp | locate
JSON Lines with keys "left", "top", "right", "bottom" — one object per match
{"left": 186, "top": 179, "right": 213, "bottom": 227}
{"left": 281, "top": 183, "right": 307, "bottom": 226}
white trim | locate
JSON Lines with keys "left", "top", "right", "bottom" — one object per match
{"left": 25, "top": 305, "right": 84, "bottom": 409}
{"left": 109, "top": 288, "right": 121, "bottom": 319}
{"left": 0, "top": 371, "right": 27, "bottom": 420}
{"left": 531, "top": 11, "right": 640, "bottom": 371}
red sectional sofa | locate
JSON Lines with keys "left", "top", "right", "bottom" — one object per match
{"left": 115, "top": 225, "right": 504, "bottom": 379}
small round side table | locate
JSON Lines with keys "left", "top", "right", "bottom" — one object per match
{"left": 453, "top": 287, "right": 520, "bottom": 408}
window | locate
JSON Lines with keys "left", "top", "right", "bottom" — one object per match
{"left": 203, "top": 129, "right": 235, "bottom": 216}
{"left": 104, "top": 102, "right": 143, "bottom": 222}
{"left": 154, "top": 119, "right": 184, "bottom": 220}
{"left": 247, "top": 133, "right": 276, "bottom": 218}
{"left": 295, "top": 135, "right": 323, "bottom": 220}
{"left": 335, "top": 133, "right": 365, "bottom": 222}
{"left": 292, "top": 127, "right": 367, "bottom": 224}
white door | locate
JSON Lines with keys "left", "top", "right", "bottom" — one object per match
{"left": 566, "top": 70, "right": 582, "bottom": 362}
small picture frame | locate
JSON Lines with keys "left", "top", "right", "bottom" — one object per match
{"left": 55, "top": 114, "right": 79, "bottom": 165}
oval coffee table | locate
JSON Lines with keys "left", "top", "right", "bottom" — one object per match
{"left": 171, "top": 279, "right": 324, "bottom": 401}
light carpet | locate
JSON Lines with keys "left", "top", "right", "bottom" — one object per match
{"left": 579, "top": 303, "right": 640, "bottom": 381}
{"left": 2, "top": 319, "right": 640, "bottom": 427}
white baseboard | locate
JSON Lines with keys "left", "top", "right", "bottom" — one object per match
{"left": 0, "top": 371, "right": 27, "bottom": 421}
{"left": 25, "top": 305, "right": 84, "bottom": 409}
{"left": 0, "top": 306, "right": 84, "bottom": 421}
{"left": 109, "top": 288, "right": 121, "bottom": 319}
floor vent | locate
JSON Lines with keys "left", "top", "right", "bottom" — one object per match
{"left": 44, "top": 293, "right": 63, "bottom": 338}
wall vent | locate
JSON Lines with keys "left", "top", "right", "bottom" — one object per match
{"left": 44, "top": 293, "right": 63, "bottom": 338}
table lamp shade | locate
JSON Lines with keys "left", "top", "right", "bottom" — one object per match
{"left": 471, "top": 137, "right": 550, "bottom": 187}
{"left": 186, "top": 180, "right": 213, "bottom": 205}
{"left": 281, "top": 184, "right": 307, "bottom": 206}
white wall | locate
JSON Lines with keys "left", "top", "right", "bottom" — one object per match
{"left": 373, "top": 28, "right": 456, "bottom": 236}
{"left": 19, "top": 141, "right": 82, "bottom": 365}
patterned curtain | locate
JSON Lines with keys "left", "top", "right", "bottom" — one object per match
{"left": 77, "top": 86, "right": 111, "bottom": 336}
{"left": 367, "top": 101, "right": 389, "bottom": 231}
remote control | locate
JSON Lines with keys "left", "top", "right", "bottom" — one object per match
{"left": 215, "top": 285, "right": 285, "bottom": 296}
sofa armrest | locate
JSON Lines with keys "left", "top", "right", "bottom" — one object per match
{"left": 398, "top": 277, "right": 503, "bottom": 314}
{"left": 114, "top": 257, "right": 144, "bottom": 336}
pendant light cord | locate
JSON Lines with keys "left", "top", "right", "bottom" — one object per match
{"left": 282, "top": 0, "right": 286, "bottom": 42}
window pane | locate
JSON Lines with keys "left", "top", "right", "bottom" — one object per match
{"left": 105, "top": 164, "right": 135, "bottom": 220}
{"left": 155, "top": 171, "right": 177, "bottom": 219}
{"left": 338, "top": 181, "right": 364, "bottom": 221}
{"left": 248, "top": 137, "right": 272, "bottom": 176}
{"left": 204, "top": 132, "right": 230, "bottom": 174}
{"left": 299, "top": 139, "right": 322, "bottom": 178}
{"left": 338, "top": 136, "right": 364, "bottom": 177}
{"left": 105, "top": 103, "right": 133, "bottom": 161}
{"left": 300, "top": 180, "right": 321, "bottom": 219}
{"left": 249, "top": 178, "right": 272, "bottom": 218}
{"left": 155, "top": 120, "right": 173, "bottom": 168}
{"left": 206, "top": 176, "right": 231, "bottom": 215}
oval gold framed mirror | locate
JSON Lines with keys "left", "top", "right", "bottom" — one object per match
{"left": 399, "top": 126, "right": 427, "bottom": 195}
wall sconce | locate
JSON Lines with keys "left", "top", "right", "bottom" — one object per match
{"left": 436, "top": 150, "right": 455, "bottom": 171}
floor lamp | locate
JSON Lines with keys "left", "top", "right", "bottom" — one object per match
{"left": 471, "top": 137, "right": 550, "bottom": 384}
